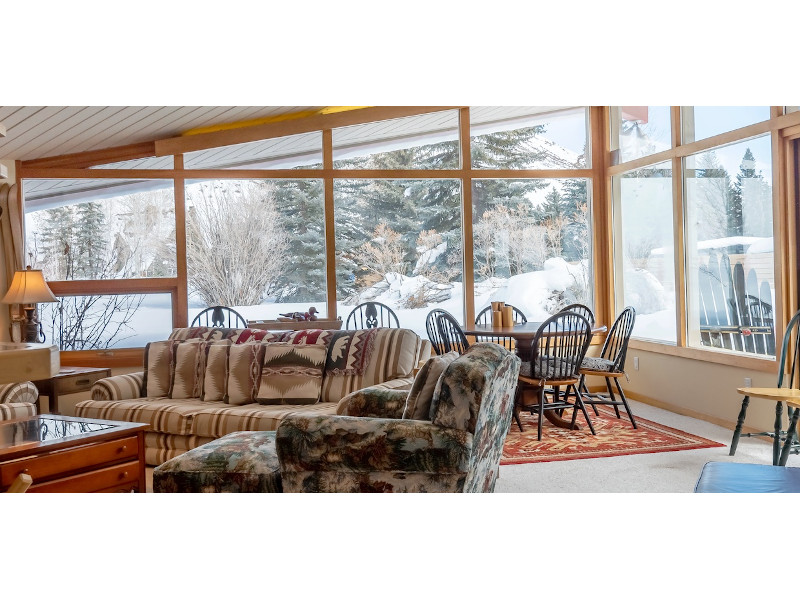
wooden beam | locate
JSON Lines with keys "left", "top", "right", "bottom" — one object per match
{"left": 671, "top": 106, "right": 687, "bottom": 348}
{"left": 154, "top": 106, "right": 463, "bottom": 157}
{"left": 460, "top": 108, "right": 475, "bottom": 326}
{"left": 323, "top": 129, "right": 338, "bottom": 321}
{"left": 20, "top": 142, "right": 157, "bottom": 170}
{"left": 173, "top": 154, "right": 189, "bottom": 328}
{"left": 590, "top": 107, "right": 611, "bottom": 328}
{"left": 47, "top": 278, "right": 178, "bottom": 296}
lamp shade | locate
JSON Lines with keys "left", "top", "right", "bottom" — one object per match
{"left": 1, "top": 266, "right": 58, "bottom": 305}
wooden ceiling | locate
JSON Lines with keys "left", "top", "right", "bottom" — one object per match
{"left": 0, "top": 106, "right": 325, "bottom": 161}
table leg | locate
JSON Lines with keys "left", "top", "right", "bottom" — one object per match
{"left": 50, "top": 382, "right": 60, "bottom": 415}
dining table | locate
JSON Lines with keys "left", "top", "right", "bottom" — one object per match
{"left": 461, "top": 321, "right": 607, "bottom": 430}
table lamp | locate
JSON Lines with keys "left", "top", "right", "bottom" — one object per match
{"left": 2, "top": 266, "right": 58, "bottom": 343}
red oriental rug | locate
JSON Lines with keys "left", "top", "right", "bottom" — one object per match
{"left": 501, "top": 405, "right": 724, "bottom": 465}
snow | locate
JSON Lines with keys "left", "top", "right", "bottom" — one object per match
{"left": 651, "top": 236, "right": 768, "bottom": 255}
{"left": 746, "top": 237, "right": 774, "bottom": 254}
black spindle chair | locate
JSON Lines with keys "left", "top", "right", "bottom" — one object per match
{"left": 345, "top": 301, "right": 400, "bottom": 329}
{"left": 515, "top": 311, "right": 594, "bottom": 440}
{"left": 436, "top": 311, "right": 470, "bottom": 355}
{"left": 578, "top": 306, "right": 636, "bottom": 426}
{"left": 191, "top": 306, "right": 247, "bottom": 329}
{"left": 559, "top": 303, "right": 595, "bottom": 327}
{"left": 474, "top": 304, "right": 527, "bottom": 351}
{"left": 730, "top": 308, "right": 800, "bottom": 465}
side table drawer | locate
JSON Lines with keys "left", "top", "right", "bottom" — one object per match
{"left": 0, "top": 435, "right": 139, "bottom": 487}
{"left": 28, "top": 460, "right": 141, "bottom": 493}
{"left": 58, "top": 371, "right": 110, "bottom": 394}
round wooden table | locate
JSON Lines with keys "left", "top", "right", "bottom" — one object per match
{"left": 462, "top": 322, "right": 607, "bottom": 430}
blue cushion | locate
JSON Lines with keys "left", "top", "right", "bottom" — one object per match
{"left": 694, "top": 461, "right": 800, "bottom": 493}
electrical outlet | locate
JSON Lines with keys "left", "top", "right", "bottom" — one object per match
{"left": 633, "top": 356, "right": 639, "bottom": 370}
{"left": 744, "top": 377, "right": 752, "bottom": 388}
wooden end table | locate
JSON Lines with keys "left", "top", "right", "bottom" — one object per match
{"left": 31, "top": 367, "right": 112, "bottom": 415}
{"left": 0, "top": 414, "right": 147, "bottom": 493}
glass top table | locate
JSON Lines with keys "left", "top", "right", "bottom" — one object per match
{"left": 0, "top": 415, "right": 117, "bottom": 449}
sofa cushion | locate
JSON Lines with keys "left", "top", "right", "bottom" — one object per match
{"left": 226, "top": 343, "right": 264, "bottom": 405}
{"left": 404, "top": 351, "right": 459, "bottom": 420}
{"left": 202, "top": 342, "right": 230, "bottom": 402}
{"left": 169, "top": 340, "right": 202, "bottom": 399}
{"left": 190, "top": 401, "right": 339, "bottom": 438}
{"left": 74, "top": 398, "right": 219, "bottom": 436}
{"left": 580, "top": 356, "right": 617, "bottom": 373}
{"left": 320, "top": 328, "right": 420, "bottom": 403}
{"left": 257, "top": 342, "right": 326, "bottom": 405}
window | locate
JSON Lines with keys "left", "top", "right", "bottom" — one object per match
{"left": 332, "top": 111, "right": 459, "bottom": 169}
{"left": 473, "top": 178, "right": 592, "bottom": 321}
{"left": 613, "top": 106, "right": 671, "bottom": 163}
{"left": 613, "top": 162, "right": 676, "bottom": 343}
{"left": 471, "top": 107, "right": 589, "bottom": 169}
{"left": 681, "top": 106, "right": 771, "bottom": 143}
{"left": 334, "top": 179, "right": 463, "bottom": 336}
{"left": 684, "top": 136, "right": 775, "bottom": 356}
{"left": 184, "top": 179, "right": 326, "bottom": 322}
{"left": 184, "top": 132, "right": 322, "bottom": 169}
{"left": 39, "top": 293, "right": 173, "bottom": 350}
{"left": 24, "top": 179, "right": 176, "bottom": 281}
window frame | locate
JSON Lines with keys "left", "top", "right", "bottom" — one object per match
{"left": 608, "top": 106, "right": 800, "bottom": 373}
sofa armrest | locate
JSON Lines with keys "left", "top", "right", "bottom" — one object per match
{"left": 0, "top": 381, "right": 39, "bottom": 405}
{"left": 0, "top": 402, "right": 37, "bottom": 420}
{"left": 276, "top": 414, "right": 472, "bottom": 474}
{"left": 336, "top": 380, "right": 412, "bottom": 418}
{"left": 91, "top": 372, "right": 145, "bottom": 402}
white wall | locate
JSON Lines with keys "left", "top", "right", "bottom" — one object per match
{"left": 620, "top": 348, "right": 779, "bottom": 435}
{"left": 0, "top": 160, "right": 16, "bottom": 342}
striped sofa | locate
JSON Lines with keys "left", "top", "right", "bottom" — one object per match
{"left": 75, "top": 326, "right": 430, "bottom": 466}
{"left": 0, "top": 381, "right": 39, "bottom": 421}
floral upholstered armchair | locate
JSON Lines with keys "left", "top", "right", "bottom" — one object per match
{"left": 0, "top": 381, "right": 39, "bottom": 420}
{"left": 275, "top": 342, "right": 521, "bottom": 492}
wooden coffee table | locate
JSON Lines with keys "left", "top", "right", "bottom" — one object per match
{"left": 0, "top": 414, "right": 147, "bottom": 493}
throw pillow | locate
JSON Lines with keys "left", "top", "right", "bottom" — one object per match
{"left": 201, "top": 341, "right": 231, "bottom": 402}
{"left": 143, "top": 340, "right": 177, "bottom": 398}
{"left": 169, "top": 340, "right": 203, "bottom": 399}
{"left": 226, "top": 343, "right": 265, "bottom": 405}
{"left": 403, "top": 351, "right": 459, "bottom": 420}
{"left": 257, "top": 342, "right": 327, "bottom": 405}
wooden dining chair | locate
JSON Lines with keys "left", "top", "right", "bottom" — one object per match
{"left": 474, "top": 304, "right": 527, "bottom": 351}
{"left": 560, "top": 303, "right": 595, "bottom": 326}
{"left": 436, "top": 311, "right": 470, "bottom": 355}
{"left": 515, "top": 311, "right": 594, "bottom": 440}
{"left": 578, "top": 306, "right": 637, "bottom": 427}
{"left": 191, "top": 306, "right": 247, "bottom": 328}
{"left": 345, "top": 301, "right": 400, "bottom": 329}
{"left": 730, "top": 308, "right": 800, "bottom": 465}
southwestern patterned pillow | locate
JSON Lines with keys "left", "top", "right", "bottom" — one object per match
{"left": 226, "top": 343, "right": 265, "bottom": 405}
{"left": 325, "top": 329, "right": 379, "bottom": 375}
{"left": 403, "top": 351, "right": 459, "bottom": 420}
{"left": 257, "top": 342, "right": 327, "bottom": 405}
{"left": 143, "top": 340, "right": 178, "bottom": 398}
{"left": 279, "top": 328, "right": 334, "bottom": 346}
{"left": 169, "top": 339, "right": 203, "bottom": 399}
{"left": 202, "top": 341, "right": 231, "bottom": 402}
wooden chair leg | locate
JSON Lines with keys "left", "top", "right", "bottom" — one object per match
{"left": 774, "top": 401, "right": 783, "bottom": 466}
{"left": 606, "top": 378, "right": 621, "bottom": 419}
{"left": 780, "top": 406, "right": 800, "bottom": 466}
{"left": 537, "top": 387, "right": 545, "bottom": 441}
{"left": 730, "top": 395, "right": 750, "bottom": 456}
{"left": 614, "top": 378, "right": 637, "bottom": 429}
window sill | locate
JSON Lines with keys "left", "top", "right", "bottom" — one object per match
{"left": 628, "top": 339, "right": 777, "bottom": 373}
{"left": 60, "top": 348, "right": 145, "bottom": 369}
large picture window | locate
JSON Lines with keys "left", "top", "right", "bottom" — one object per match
{"left": 613, "top": 162, "right": 676, "bottom": 343}
{"left": 472, "top": 178, "right": 592, "bottom": 322}
{"left": 684, "top": 136, "right": 775, "bottom": 356}
{"left": 185, "top": 179, "right": 326, "bottom": 323}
